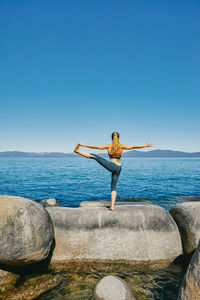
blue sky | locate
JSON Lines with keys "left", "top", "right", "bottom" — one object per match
{"left": 0, "top": 0, "right": 199, "bottom": 152}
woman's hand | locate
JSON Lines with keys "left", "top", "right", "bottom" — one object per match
{"left": 145, "top": 141, "right": 153, "bottom": 147}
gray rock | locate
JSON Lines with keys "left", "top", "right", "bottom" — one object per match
{"left": 79, "top": 201, "right": 149, "bottom": 207}
{"left": 41, "top": 198, "right": 57, "bottom": 207}
{"left": 178, "top": 196, "right": 200, "bottom": 201}
{"left": 80, "top": 201, "right": 109, "bottom": 207}
{"left": 170, "top": 202, "right": 200, "bottom": 254}
{"left": 178, "top": 239, "right": 200, "bottom": 299}
{"left": 93, "top": 275, "right": 137, "bottom": 300}
{"left": 46, "top": 204, "right": 182, "bottom": 265}
{"left": 0, "top": 195, "right": 54, "bottom": 266}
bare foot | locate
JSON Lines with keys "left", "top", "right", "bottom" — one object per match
{"left": 74, "top": 143, "right": 80, "bottom": 153}
{"left": 109, "top": 207, "right": 114, "bottom": 211}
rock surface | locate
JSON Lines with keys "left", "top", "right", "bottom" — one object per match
{"left": 46, "top": 204, "right": 182, "bottom": 265}
{"left": 0, "top": 273, "right": 62, "bottom": 300}
{"left": 93, "top": 275, "right": 137, "bottom": 300}
{"left": 41, "top": 198, "right": 57, "bottom": 207}
{"left": 170, "top": 202, "right": 200, "bottom": 254}
{"left": 0, "top": 269, "right": 19, "bottom": 293}
{"left": 178, "top": 196, "right": 200, "bottom": 201}
{"left": 80, "top": 201, "right": 112, "bottom": 207}
{"left": 0, "top": 195, "right": 54, "bottom": 266}
{"left": 178, "top": 239, "right": 200, "bottom": 299}
{"left": 79, "top": 201, "right": 149, "bottom": 207}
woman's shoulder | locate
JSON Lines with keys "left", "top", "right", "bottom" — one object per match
{"left": 119, "top": 144, "right": 126, "bottom": 149}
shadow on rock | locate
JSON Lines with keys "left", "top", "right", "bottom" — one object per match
{"left": 171, "top": 250, "right": 195, "bottom": 271}
{"left": 0, "top": 238, "right": 55, "bottom": 276}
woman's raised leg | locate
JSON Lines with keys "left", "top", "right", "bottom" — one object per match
{"left": 74, "top": 144, "right": 91, "bottom": 158}
{"left": 89, "top": 154, "right": 116, "bottom": 173}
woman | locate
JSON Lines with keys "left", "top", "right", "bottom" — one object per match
{"left": 74, "top": 132, "right": 153, "bottom": 211}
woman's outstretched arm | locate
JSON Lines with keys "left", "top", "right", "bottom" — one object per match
{"left": 121, "top": 141, "right": 153, "bottom": 150}
{"left": 79, "top": 143, "right": 109, "bottom": 150}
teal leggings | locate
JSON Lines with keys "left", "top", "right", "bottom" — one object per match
{"left": 90, "top": 153, "right": 122, "bottom": 191}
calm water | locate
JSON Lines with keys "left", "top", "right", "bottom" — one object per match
{"left": 38, "top": 261, "right": 185, "bottom": 300}
{"left": 0, "top": 157, "right": 199, "bottom": 210}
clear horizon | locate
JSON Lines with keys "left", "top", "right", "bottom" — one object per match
{"left": 1, "top": 148, "right": 200, "bottom": 154}
{"left": 1, "top": 1, "right": 200, "bottom": 153}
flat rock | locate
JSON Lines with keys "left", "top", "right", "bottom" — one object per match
{"left": 80, "top": 201, "right": 108, "bottom": 207}
{"left": 0, "top": 195, "right": 54, "bottom": 266}
{"left": 79, "top": 201, "right": 150, "bottom": 207}
{"left": 178, "top": 240, "right": 200, "bottom": 299}
{"left": 93, "top": 275, "right": 137, "bottom": 300}
{"left": 0, "top": 269, "right": 19, "bottom": 293}
{"left": 46, "top": 204, "right": 182, "bottom": 266}
{"left": 170, "top": 202, "right": 200, "bottom": 254}
{"left": 178, "top": 196, "right": 200, "bottom": 201}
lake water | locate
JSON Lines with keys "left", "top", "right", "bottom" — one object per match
{"left": 0, "top": 157, "right": 199, "bottom": 210}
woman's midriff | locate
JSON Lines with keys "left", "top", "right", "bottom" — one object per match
{"left": 110, "top": 159, "right": 121, "bottom": 166}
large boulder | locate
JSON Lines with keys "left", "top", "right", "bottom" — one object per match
{"left": 170, "top": 202, "right": 200, "bottom": 254}
{"left": 178, "top": 239, "right": 200, "bottom": 299}
{"left": 0, "top": 195, "right": 54, "bottom": 266}
{"left": 46, "top": 203, "right": 182, "bottom": 266}
{"left": 93, "top": 275, "right": 137, "bottom": 300}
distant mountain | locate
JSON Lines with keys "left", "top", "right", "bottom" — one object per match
{"left": 0, "top": 151, "right": 76, "bottom": 158}
{"left": 0, "top": 150, "right": 200, "bottom": 158}
{"left": 122, "top": 149, "right": 200, "bottom": 157}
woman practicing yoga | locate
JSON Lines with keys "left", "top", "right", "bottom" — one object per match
{"left": 74, "top": 132, "right": 153, "bottom": 211}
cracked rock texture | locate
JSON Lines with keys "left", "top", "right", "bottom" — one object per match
{"left": 0, "top": 195, "right": 54, "bottom": 266}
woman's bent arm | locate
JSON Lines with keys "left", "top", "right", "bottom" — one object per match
{"left": 121, "top": 141, "right": 153, "bottom": 150}
{"left": 79, "top": 143, "right": 109, "bottom": 150}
